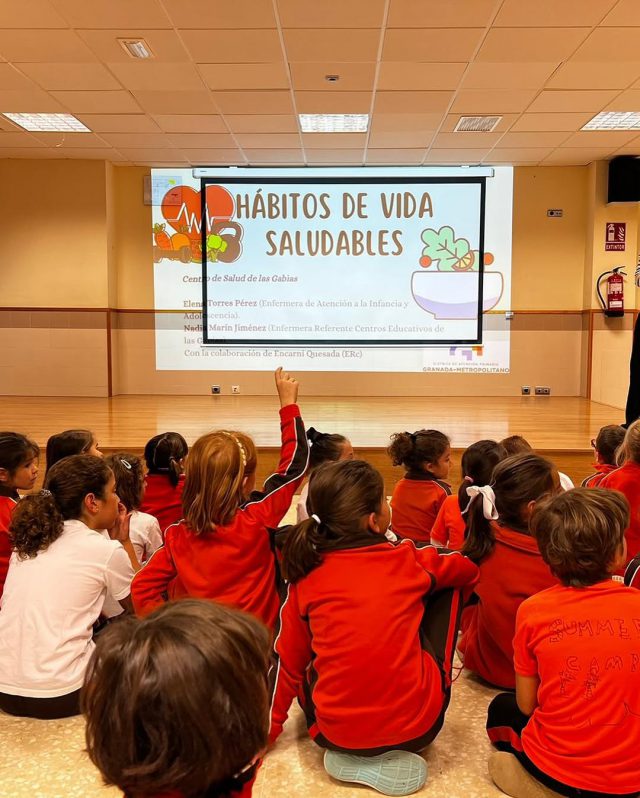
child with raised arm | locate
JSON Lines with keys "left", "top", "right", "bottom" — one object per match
{"left": 270, "top": 459, "right": 478, "bottom": 796}
{"left": 487, "top": 488, "right": 640, "bottom": 798}
{"left": 132, "top": 368, "right": 308, "bottom": 629}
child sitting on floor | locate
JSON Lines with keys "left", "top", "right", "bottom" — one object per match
{"left": 83, "top": 599, "right": 270, "bottom": 798}
{"left": 581, "top": 424, "right": 625, "bottom": 488}
{"left": 139, "top": 431, "right": 188, "bottom": 534}
{"left": 45, "top": 429, "right": 101, "bottom": 473}
{"left": 297, "top": 427, "right": 353, "bottom": 522}
{"left": 458, "top": 453, "right": 559, "bottom": 689}
{"left": 487, "top": 488, "right": 640, "bottom": 798}
{"left": 388, "top": 429, "right": 451, "bottom": 541}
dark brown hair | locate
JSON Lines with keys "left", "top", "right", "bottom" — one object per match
{"left": 388, "top": 429, "right": 449, "bottom": 473}
{"left": 0, "top": 432, "right": 39, "bottom": 479}
{"left": 594, "top": 424, "right": 625, "bottom": 466}
{"left": 45, "top": 429, "right": 94, "bottom": 474}
{"left": 457, "top": 439, "right": 507, "bottom": 512}
{"left": 281, "top": 459, "right": 384, "bottom": 583}
{"left": 307, "top": 427, "right": 349, "bottom": 470}
{"left": 82, "top": 599, "right": 270, "bottom": 798}
{"left": 10, "top": 455, "right": 112, "bottom": 559}
{"left": 499, "top": 435, "right": 533, "bottom": 457}
{"left": 144, "top": 433, "right": 188, "bottom": 487}
{"left": 531, "top": 488, "right": 628, "bottom": 586}
{"left": 105, "top": 453, "right": 144, "bottom": 512}
{"left": 462, "top": 453, "right": 557, "bottom": 564}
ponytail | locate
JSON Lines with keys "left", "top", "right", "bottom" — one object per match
{"left": 462, "top": 495, "right": 496, "bottom": 564}
{"left": 144, "top": 433, "right": 188, "bottom": 486}
{"left": 457, "top": 439, "right": 507, "bottom": 513}
{"left": 280, "top": 517, "right": 324, "bottom": 583}
{"left": 388, "top": 429, "right": 449, "bottom": 472}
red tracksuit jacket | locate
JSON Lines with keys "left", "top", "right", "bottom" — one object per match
{"left": 581, "top": 463, "right": 616, "bottom": 488}
{"left": 0, "top": 494, "right": 17, "bottom": 600}
{"left": 599, "top": 461, "right": 640, "bottom": 566}
{"left": 131, "top": 404, "right": 308, "bottom": 629}
{"left": 270, "top": 540, "right": 479, "bottom": 751}
{"left": 140, "top": 473, "right": 184, "bottom": 536}
{"left": 431, "top": 494, "right": 466, "bottom": 550}
{"left": 390, "top": 471, "right": 451, "bottom": 542}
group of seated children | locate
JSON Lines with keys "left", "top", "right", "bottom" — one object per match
{"left": 0, "top": 370, "right": 639, "bottom": 798}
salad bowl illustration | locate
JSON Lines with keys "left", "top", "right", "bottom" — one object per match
{"left": 412, "top": 225, "right": 503, "bottom": 320}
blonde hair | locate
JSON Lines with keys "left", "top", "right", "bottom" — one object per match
{"left": 618, "top": 419, "right": 640, "bottom": 465}
{"left": 182, "top": 430, "right": 257, "bottom": 532}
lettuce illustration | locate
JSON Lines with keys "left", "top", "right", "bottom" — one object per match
{"left": 420, "top": 226, "right": 476, "bottom": 272}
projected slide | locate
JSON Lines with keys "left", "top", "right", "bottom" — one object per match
{"left": 152, "top": 167, "right": 513, "bottom": 373}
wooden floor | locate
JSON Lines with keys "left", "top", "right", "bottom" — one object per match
{"left": 0, "top": 395, "right": 622, "bottom": 491}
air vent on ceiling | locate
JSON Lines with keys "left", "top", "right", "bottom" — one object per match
{"left": 454, "top": 116, "right": 502, "bottom": 133}
{"left": 118, "top": 38, "right": 154, "bottom": 59}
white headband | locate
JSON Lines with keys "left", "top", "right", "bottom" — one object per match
{"left": 465, "top": 484, "right": 499, "bottom": 520}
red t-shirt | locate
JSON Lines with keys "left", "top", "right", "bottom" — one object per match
{"left": 581, "top": 463, "right": 616, "bottom": 488}
{"left": 132, "top": 405, "right": 308, "bottom": 629}
{"left": 431, "top": 494, "right": 465, "bottom": 550}
{"left": 458, "top": 523, "right": 556, "bottom": 689}
{"left": 270, "top": 540, "right": 478, "bottom": 750}
{"left": 600, "top": 461, "right": 640, "bottom": 566}
{"left": 0, "top": 495, "right": 17, "bottom": 600}
{"left": 140, "top": 474, "right": 184, "bottom": 537}
{"left": 514, "top": 581, "right": 640, "bottom": 794}
{"left": 390, "top": 473, "right": 451, "bottom": 542}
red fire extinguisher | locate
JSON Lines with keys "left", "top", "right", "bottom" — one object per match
{"left": 597, "top": 267, "right": 626, "bottom": 318}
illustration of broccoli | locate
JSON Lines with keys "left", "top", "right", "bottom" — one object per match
{"left": 207, "top": 233, "right": 229, "bottom": 262}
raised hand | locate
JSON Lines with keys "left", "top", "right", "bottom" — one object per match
{"left": 274, "top": 367, "right": 299, "bottom": 408}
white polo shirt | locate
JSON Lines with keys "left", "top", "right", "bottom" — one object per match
{"left": 0, "top": 519, "right": 133, "bottom": 698}
{"left": 129, "top": 510, "right": 163, "bottom": 565}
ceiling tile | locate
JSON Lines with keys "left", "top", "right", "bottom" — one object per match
{"left": 528, "top": 90, "right": 618, "bottom": 113}
{"left": 306, "top": 148, "right": 364, "bottom": 163}
{"left": 494, "top": 0, "right": 616, "bottom": 26}
{"left": 163, "top": 0, "right": 276, "bottom": 28}
{"left": 476, "top": 28, "right": 590, "bottom": 62}
{"left": 377, "top": 62, "right": 466, "bottom": 91}
{"left": 152, "top": 114, "right": 227, "bottom": 133}
{"left": 242, "top": 148, "right": 304, "bottom": 163}
{"left": 99, "top": 132, "right": 173, "bottom": 148}
{"left": 167, "top": 132, "right": 237, "bottom": 148}
{"left": 425, "top": 148, "right": 490, "bottom": 162}
{"left": 488, "top": 147, "right": 553, "bottom": 161}
{"left": 0, "top": 130, "right": 45, "bottom": 147}
{"left": 0, "top": 89, "right": 65, "bottom": 112}
{"left": 366, "top": 148, "right": 425, "bottom": 164}
{"left": 371, "top": 112, "right": 444, "bottom": 131}
{"left": 42, "top": 147, "right": 128, "bottom": 160}
{"left": 440, "top": 112, "right": 517, "bottom": 131}
{"left": 199, "top": 63, "right": 289, "bottom": 91}
{"left": 302, "top": 133, "right": 367, "bottom": 149}
{"left": 511, "top": 112, "right": 596, "bottom": 132}
{"left": 284, "top": 29, "right": 380, "bottom": 62}
{"left": 290, "top": 62, "right": 375, "bottom": 92}
{"left": 561, "top": 130, "right": 640, "bottom": 148}
{"left": 0, "top": 30, "right": 96, "bottom": 63}
{"left": 0, "top": 64, "right": 40, "bottom": 91}
{"left": 50, "top": 0, "right": 171, "bottom": 27}
{"left": 573, "top": 29, "right": 640, "bottom": 62}
{"left": 224, "top": 114, "right": 298, "bottom": 133}
{"left": 431, "top": 131, "right": 504, "bottom": 148}
{"left": 0, "top": 0, "right": 67, "bottom": 27}
{"left": 368, "top": 128, "right": 435, "bottom": 147}
{"left": 133, "top": 90, "right": 216, "bottom": 114}
{"left": 234, "top": 132, "right": 300, "bottom": 148}
{"left": 451, "top": 89, "right": 537, "bottom": 113}
{"left": 180, "top": 148, "right": 245, "bottom": 163}
{"left": 181, "top": 30, "right": 282, "bottom": 63}
{"left": 51, "top": 90, "right": 142, "bottom": 113}
{"left": 383, "top": 29, "right": 483, "bottom": 62}
{"left": 388, "top": 0, "right": 497, "bottom": 28}
{"left": 461, "top": 62, "right": 559, "bottom": 90}
{"left": 77, "top": 30, "right": 190, "bottom": 63}
{"left": 278, "top": 0, "right": 385, "bottom": 28}
{"left": 77, "top": 114, "right": 161, "bottom": 133}
{"left": 374, "top": 91, "right": 451, "bottom": 113}
{"left": 498, "top": 131, "right": 570, "bottom": 147}
{"left": 603, "top": 0, "right": 640, "bottom": 25}
{"left": 118, "top": 147, "right": 187, "bottom": 162}
{"left": 541, "top": 147, "right": 615, "bottom": 164}
{"left": 604, "top": 90, "right": 640, "bottom": 111}
{"left": 211, "top": 90, "right": 293, "bottom": 114}
{"left": 30, "top": 132, "right": 111, "bottom": 148}
{"left": 108, "top": 62, "right": 206, "bottom": 92}
{"left": 547, "top": 62, "right": 640, "bottom": 90}
{"left": 296, "top": 91, "right": 371, "bottom": 113}
{"left": 20, "top": 63, "right": 121, "bottom": 91}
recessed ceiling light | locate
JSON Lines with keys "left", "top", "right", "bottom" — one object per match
{"left": 299, "top": 114, "right": 369, "bottom": 133}
{"left": 454, "top": 116, "right": 502, "bottom": 133}
{"left": 582, "top": 111, "right": 640, "bottom": 130}
{"left": 3, "top": 113, "right": 91, "bottom": 132}
{"left": 118, "top": 38, "right": 154, "bottom": 59}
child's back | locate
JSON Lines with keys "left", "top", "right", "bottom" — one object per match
{"left": 140, "top": 432, "right": 188, "bottom": 534}
{"left": 599, "top": 430, "right": 640, "bottom": 566}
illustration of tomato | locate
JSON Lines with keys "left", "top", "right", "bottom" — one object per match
{"left": 484, "top": 252, "right": 495, "bottom": 266}
{"left": 419, "top": 255, "right": 432, "bottom": 268}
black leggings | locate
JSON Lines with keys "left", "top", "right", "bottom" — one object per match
{"left": 486, "top": 692, "right": 640, "bottom": 798}
{"left": 0, "top": 689, "right": 81, "bottom": 720}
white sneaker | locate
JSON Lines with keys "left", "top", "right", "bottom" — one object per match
{"left": 324, "top": 749, "right": 427, "bottom": 795}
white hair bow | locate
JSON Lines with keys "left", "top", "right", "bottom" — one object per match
{"left": 465, "top": 484, "right": 499, "bottom": 520}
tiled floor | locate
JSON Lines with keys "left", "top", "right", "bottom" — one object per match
{"left": 0, "top": 664, "right": 502, "bottom": 798}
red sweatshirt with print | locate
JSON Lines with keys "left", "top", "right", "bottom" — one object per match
{"left": 270, "top": 540, "right": 478, "bottom": 751}
{"left": 131, "top": 404, "right": 308, "bottom": 629}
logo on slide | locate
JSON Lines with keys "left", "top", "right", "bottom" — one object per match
{"left": 153, "top": 184, "right": 243, "bottom": 265}
{"left": 412, "top": 225, "right": 503, "bottom": 320}
{"left": 449, "top": 345, "right": 484, "bottom": 361}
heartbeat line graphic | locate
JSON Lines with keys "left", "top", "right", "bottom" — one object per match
{"left": 165, "top": 203, "right": 220, "bottom": 234}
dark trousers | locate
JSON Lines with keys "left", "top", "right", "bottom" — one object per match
{"left": 0, "top": 689, "right": 81, "bottom": 720}
{"left": 486, "top": 692, "right": 640, "bottom": 798}
{"left": 626, "top": 312, "right": 640, "bottom": 426}
{"left": 302, "top": 587, "right": 465, "bottom": 756}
